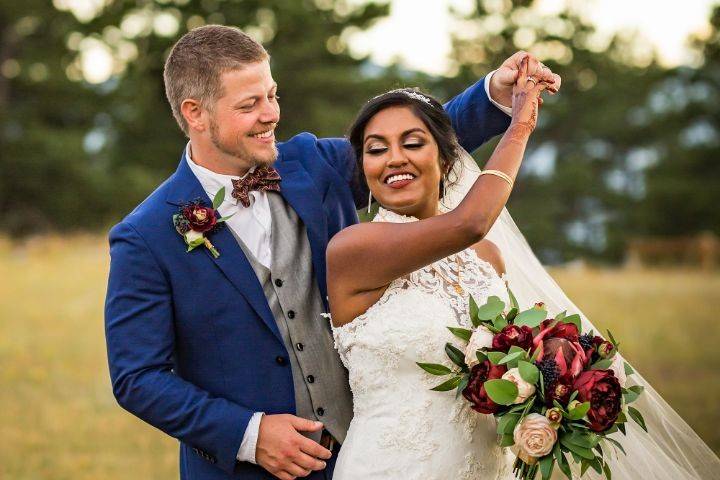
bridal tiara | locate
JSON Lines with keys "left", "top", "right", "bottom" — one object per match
{"left": 373, "top": 89, "right": 434, "bottom": 106}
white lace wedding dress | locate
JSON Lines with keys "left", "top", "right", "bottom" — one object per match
{"left": 331, "top": 208, "right": 515, "bottom": 480}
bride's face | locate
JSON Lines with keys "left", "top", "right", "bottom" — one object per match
{"left": 362, "top": 106, "right": 444, "bottom": 219}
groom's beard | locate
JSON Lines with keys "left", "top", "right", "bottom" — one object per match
{"left": 209, "top": 117, "right": 278, "bottom": 168}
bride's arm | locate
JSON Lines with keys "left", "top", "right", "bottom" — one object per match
{"left": 327, "top": 61, "right": 545, "bottom": 326}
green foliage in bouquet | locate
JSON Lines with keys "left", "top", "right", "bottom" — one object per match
{"left": 416, "top": 291, "right": 648, "bottom": 480}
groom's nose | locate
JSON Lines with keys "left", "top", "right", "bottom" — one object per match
{"left": 258, "top": 98, "right": 280, "bottom": 124}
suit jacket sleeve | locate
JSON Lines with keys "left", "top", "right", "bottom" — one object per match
{"left": 105, "top": 221, "right": 254, "bottom": 474}
{"left": 443, "top": 75, "right": 512, "bottom": 153}
{"left": 316, "top": 75, "right": 510, "bottom": 209}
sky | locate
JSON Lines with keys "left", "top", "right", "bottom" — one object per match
{"left": 350, "top": 0, "right": 718, "bottom": 75}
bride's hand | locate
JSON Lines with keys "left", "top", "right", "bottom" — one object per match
{"left": 510, "top": 56, "right": 549, "bottom": 134}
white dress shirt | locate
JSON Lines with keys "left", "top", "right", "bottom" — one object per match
{"left": 184, "top": 73, "right": 510, "bottom": 465}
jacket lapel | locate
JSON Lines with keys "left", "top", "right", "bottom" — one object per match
{"left": 165, "top": 156, "right": 282, "bottom": 342}
{"left": 274, "top": 160, "right": 330, "bottom": 309}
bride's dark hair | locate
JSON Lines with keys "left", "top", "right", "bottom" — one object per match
{"left": 347, "top": 88, "right": 463, "bottom": 198}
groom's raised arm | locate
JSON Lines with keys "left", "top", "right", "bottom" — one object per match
{"left": 105, "top": 221, "right": 253, "bottom": 475}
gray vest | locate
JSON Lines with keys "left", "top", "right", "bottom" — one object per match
{"left": 228, "top": 193, "right": 352, "bottom": 444}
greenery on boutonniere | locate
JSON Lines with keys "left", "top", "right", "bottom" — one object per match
{"left": 173, "top": 187, "right": 233, "bottom": 258}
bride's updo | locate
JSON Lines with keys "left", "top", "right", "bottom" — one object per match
{"left": 348, "top": 88, "right": 463, "bottom": 197}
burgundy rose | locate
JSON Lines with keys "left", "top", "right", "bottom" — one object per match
{"left": 538, "top": 319, "right": 580, "bottom": 342}
{"left": 573, "top": 369, "right": 622, "bottom": 432}
{"left": 182, "top": 205, "right": 217, "bottom": 233}
{"left": 462, "top": 360, "right": 507, "bottom": 414}
{"left": 492, "top": 325, "right": 534, "bottom": 352}
{"left": 545, "top": 374, "right": 574, "bottom": 406}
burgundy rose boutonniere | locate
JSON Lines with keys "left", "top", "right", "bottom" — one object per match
{"left": 173, "top": 187, "right": 233, "bottom": 258}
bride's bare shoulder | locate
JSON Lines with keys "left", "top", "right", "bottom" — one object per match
{"left": 470, "top": 239, "right": 505, "bottom": 276}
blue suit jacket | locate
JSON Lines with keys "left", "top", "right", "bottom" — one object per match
{"left": 104, "top": 77, "right": 511, "bottom": 479}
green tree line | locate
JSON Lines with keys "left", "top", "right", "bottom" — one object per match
{"left": 1, "top": 0, "right": 718, "bottom": 263}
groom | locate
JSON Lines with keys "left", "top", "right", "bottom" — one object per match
{"left": 105, "top": 25, "right": 559, "bottom": 480}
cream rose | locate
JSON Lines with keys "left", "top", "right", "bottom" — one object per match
{"left": 513, "top": 413, "right": 557, "bottom": 462}
{"left": 184, "top": 229, "right": 204, "bottom": 243}
{"left": 609, "top": 353, "right": 627, "bottom": 387}
{"left": 501, "top": 367, "right": 536, "bottom": 404}
{"left": 464, "top": 325, "right": 495, "bottom": 367}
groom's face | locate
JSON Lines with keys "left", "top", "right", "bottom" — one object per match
{"left": 207, "top": 60, "right": 280, "bottom": 168}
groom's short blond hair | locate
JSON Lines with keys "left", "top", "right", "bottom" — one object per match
{"left": 164, "top": 25, "right": 269, "bottom": 136}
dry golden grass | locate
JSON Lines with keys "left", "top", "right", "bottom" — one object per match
{"left": 0, "top": 235, "right": 718, "bottom": 478}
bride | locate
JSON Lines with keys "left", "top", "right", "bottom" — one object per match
{"left": 326, "top": 57, "right": 720, "bottom": 479}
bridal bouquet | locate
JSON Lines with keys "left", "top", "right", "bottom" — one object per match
{"left": 416, "top": 293, "right": 647, "bottom": 480}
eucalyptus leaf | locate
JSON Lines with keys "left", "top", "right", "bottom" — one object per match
{"left": 217, "top": 213, "right": 235, "bottom": 223}
{"left": 476, "top": 350, "right": 488, "bottom": 364}
{"left": 484, "top": 379, "right": 519, "bottom": 405}
{"left": 603, "top": 460, "right": 613, "bottom": 480}
{"left": 628, "top": 406, "right": 648, "bottom": 432}
{"left": 500, "top": 434, "right": 515, "bottom": 447}
{"left": 456, "top": 375, "right": 470, "bottom": 399}
{"left": 624, "top": 362, "right": 635, "bottom": 375}
{"left": 498, "top": 351, "right": 524, "bottom": 365}
{"left": 539, "top": 454, "right": 554, "bottom": 480}
{"left": 507, "top": 288, "right": 520, "bottom": 311}
{"left": 554, "top": 443, "right": 572, "bottom": 480}
{"left": 514, "top": 308, "right": 547, "bottom": 328}
{"left": 506, "top": 307, "right": 518, "bottom": 322}
{"left": 431, "top": 376, "right": 461, "bottom": 392}
{"left": 445, "top": 343, "right": 467, "bottom": 370}
{"left": 605, "top": 437, "right": 627, "bottom": 456}
{"left": 487, "top": 351, "right": 506, "bottom": 365}
{"left": 416, "top": 362, "right": 452, "bottom": 376}
{"left": 560, "top": 437, "right": 595, "bottom": 459}
{"left": 477, "top": 299, "right": 505, "bottom": 321}
{"left": 591, "top": 358, "right": 613, "bottom": 370}
{"left": 555, "top": 310, "right": 567, "bottom": 321}
{"left": 568, "top": 401, "right": 591, "bottom": 420}
{"left": 492, "top": 314, "right": 508, "bottom": 331}
{"left": 447, "top": 327, "right": 472, "bottom": 342}
{"left": 469, "top": 295, "right": 480, "bottom": 327}
{"left": 212, "top": 186, "right": 226, "bottom": 210}
{"left": 588, "top": 456, "right": 603, "bottom": 474}
{"left": 497, "top": 412, "right": 521, "bottom": 435}
{"left": 518, "top": 360, "right": 539, "bottom": 384}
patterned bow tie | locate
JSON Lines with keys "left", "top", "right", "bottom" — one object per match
{"left": 231, "top": 166, "right": 282, "bottom": 207}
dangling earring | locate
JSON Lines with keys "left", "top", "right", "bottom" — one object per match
{"left": 367, "top": 190, "right": 373, "bottom": 214}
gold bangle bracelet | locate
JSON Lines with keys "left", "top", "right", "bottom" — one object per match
{"left": 479, "top": 169, "right": 514, "bottom": 188}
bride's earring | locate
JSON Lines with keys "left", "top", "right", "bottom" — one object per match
{"left": 367, "top": 190, "right": 373, "bottom": 214}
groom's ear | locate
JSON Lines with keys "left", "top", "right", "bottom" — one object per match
{"left": 181, "top": 98, "right": 206, "bottom": 133}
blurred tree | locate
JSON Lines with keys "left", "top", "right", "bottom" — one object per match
{"left": 630, "top": 4, "right": 720, "bottom": 239}
{"left": 442, "top": 0, "right": 667, "bottom": 263}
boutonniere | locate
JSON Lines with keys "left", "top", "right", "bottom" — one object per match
{"left": 173, "top": 187, "right": 233, "bottom": 258}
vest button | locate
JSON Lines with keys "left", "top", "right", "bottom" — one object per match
{"left": 275, "top": 356, "right": 286, "bottom": 365}
{"left": 288, "top": 310, "right": 296, "bottom": 319}
{"left": 306, "top": 375, "right": 315, "bottom": 383}
{"left": 316, "top": 407, "right": 324, "bottom": 416}
{"left": 274, "top": 278, "right": 283, "bottom": 287}
{"left": 296, "top": 343, "right": 304, "bottom": 351}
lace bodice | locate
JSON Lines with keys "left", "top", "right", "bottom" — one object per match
{"left": 330, "top": 208, "right": 513, "bottom": 480}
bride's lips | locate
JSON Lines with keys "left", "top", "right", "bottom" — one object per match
{"left": 383, "top": 171, "right": 417, "bottom": 190}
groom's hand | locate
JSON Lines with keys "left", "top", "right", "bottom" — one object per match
{"left": 490, "top": 51, "right": 562, "bottom": 109}
{"left": 256, "top": 414, "right": 331, "bottom": 480}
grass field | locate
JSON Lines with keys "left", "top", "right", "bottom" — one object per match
{"left": 1, "top": 235, "right": 718, "bottom": 479}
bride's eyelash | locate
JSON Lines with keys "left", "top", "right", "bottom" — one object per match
{"left": 366, "top": 146, "right": 388, "bottom": 155}
{"left": 404, "top": 142, "right": 424, "bottom": 149}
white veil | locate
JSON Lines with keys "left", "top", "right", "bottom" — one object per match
{"left": 441, "top": 149, "right": 720, "bottom": 479}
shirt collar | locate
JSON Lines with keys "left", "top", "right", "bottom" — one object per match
{"left": 185, "top": 142, "right": 256, "bottom": 206}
